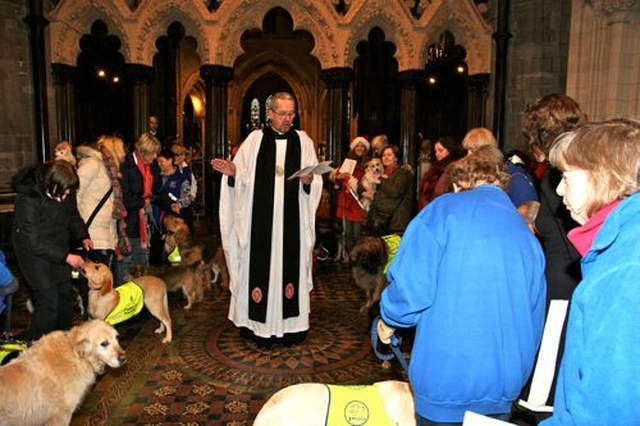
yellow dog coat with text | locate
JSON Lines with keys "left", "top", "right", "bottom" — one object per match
{"left": 325, "top": 384, "right": 395, "bottom": 425}
{"left": 105, "top": 281, "right": 145, "bottom": 325}
{"left": 381, "top": 234, "right": 401, "bottom": 274}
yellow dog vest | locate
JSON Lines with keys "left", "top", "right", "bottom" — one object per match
{"left": 105, "top": 281, "right": 145, "bottom": 325}
{"left": 168, "top": 246, "right": 182, "bottom": 263}
{"left": 325, "top": 384, "right": 395, "bottom": 426}
{"left": 381, "top": 234, "right": 401, "bottom": 274}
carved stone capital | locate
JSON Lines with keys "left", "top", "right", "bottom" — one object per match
{"left": 398, "top": 69, "right": 425, "bottom": 90}
{"left": 51, "top": 63, "right": 76, "bottom": 85}
{"left": 200, "top": 65, "right": 233, "bottom": 87}
{"left": 320, "top": 67, "right": 354, "bottom": 89}
{"left": 590, "top": 0, "right": 640, "bottom": 22}
{"left": 124, "top": 63, "right": 154, "bottom": 84}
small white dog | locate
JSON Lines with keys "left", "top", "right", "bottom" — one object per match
{"left": 360, "top": 158, "right": 384, "bottom": 211}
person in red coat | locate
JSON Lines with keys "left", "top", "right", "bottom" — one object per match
{"left": 329, "top": 136, "right": 371, "bottom": 258}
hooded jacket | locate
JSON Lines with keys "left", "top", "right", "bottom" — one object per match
{"left": 12, "top": 164, "right": 89, "bottom": 289}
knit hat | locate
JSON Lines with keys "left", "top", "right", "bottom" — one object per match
{"left": 350, "top": 136, "right": 370, "bottom": 151}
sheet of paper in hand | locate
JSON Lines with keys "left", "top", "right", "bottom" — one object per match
{"left": 339, "top": 158, "right": 357, "bottom": 175}
{"left": 287, "top": 160, "right": 334, "bottom": 181}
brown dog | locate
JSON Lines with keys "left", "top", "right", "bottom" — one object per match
{"left": 349, "top": 235, "right": 399, "bottom": 314}
{"left": 126, "top": 263, "right": 204, "bottom": 309}
{"left": 0, "top": 320, "right": 125, "bottom": 425}
{"left": 253, "top": 380, "right": 415, "bottom": 426}
{"left": 81, "top": 259, "right": 173, "bottom": 343}
{"left": 163, "top": 215, "right": 229, "bottom": 291}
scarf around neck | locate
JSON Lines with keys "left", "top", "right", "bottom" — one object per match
{"left": 568, "top": 200, "right": 621, "bottom": 256}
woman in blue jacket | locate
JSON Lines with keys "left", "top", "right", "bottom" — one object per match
{"left": 378, "top": 145, "right": 546, "bottom": 424}
{"left": 540, "top": 118, "right": 640, "bottom": 425}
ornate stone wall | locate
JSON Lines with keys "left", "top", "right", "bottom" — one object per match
{"left": 47, "top": 0, "right": 492, "bottom": 73}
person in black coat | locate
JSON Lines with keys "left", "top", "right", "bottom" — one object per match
{"left": 120, "top": 132, "right": 162, "bottom": 271}
{"left": 12, "top": 160, "right": 91, "bottom": 340}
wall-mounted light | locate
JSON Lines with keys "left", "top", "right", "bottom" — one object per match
{"left": 428, "top": 76, "right": 437, "bottom": 85}
{"left": 456, "top": 65, "right": 465, "bottom": 74}
{"left": 112, "top": 76, "right": 119, "bottom": 83}
{"left": 97, "top": 69, "right": 106, "bottom": 78}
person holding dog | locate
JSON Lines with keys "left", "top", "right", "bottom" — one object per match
{"left": 12, "top": 160, "right": 92, "bottom": 340}
{"left": 378, "top": 145, "right": 546, "bottom": 425}
{"left": 212, "top": 92, "right": 323, "bottom": 349}
{"left": 538, "top": 118, "right": 640, "bottom": 426}
{"left": 364, "top": 144, "right": 414, "bottom": 236}
{"left": 329, "top": 136, "right": 370, "bottom": 258}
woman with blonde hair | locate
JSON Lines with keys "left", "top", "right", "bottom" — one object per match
{"left": 120, "top": 132, "right": 161, "bottom": 271}
{"left": 541, "top": 118, "right": 640, "bottom": 425}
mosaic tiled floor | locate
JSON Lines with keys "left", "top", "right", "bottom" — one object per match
{"left": 66, "top": 259, "right": 408, "bottom": 425}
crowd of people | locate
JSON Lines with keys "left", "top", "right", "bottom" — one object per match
{"left": 5, "top": 91, "right": 639, "bottom": 425}
{"left": 320, "top": 93, "right": 639, "bottom": 425}
{"left": 10, "top": 116, "right": 199, "bottom": 342}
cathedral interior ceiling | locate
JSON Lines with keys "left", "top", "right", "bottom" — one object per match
{"left": 48, "top": 0, "right": 492, "bottom": 74}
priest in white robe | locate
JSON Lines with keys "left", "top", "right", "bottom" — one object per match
{"left": 212, "top": 92, "right": 323, "bottom": 348}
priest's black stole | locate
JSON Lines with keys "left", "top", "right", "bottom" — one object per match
{"left": 248, "top": 128, "right": 302, "bottom": 323}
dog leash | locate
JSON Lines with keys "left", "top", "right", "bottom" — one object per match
{"left": 370, "top": 316, "right": 409, "bottom": 371}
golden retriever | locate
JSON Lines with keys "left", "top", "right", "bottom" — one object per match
{"left": 253, "top": 380, "right": 415, "bottom": 426}
{"left": 0, "top": 320, "right": 125, "bottom": 426}
{"left": 163, "top": 215, "right": 229, "bottom": 291}
{"left": 125, "top": 262, "right": 204, "bottom": 309}
{"left": 81, "top": 259, "right": 173, "bottom": 344}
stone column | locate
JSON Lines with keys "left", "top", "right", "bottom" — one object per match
{"left": 24, "top": 0, "right": 50, "bottom": 162}
{"left": 492, "top": 0, "right": 512, "bottom": 149}
{"left": 51, "top": 63, "right": 76, "bottom": 144}
{"left": 467, "top": 73, "right": 490, "bottom": 129}
{"left": 124, "top": 64, "right": 154, "bottom": 145}
{"left": 398, "top": 69, "right": 424, "bottom": 169}
{"left": 320, "top": 67, "right": 353, "bottom": 167}
{"left": 200, "top": 64, "right": 233, "bottom": 219}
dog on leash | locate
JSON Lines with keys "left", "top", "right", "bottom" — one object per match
{"left": 126, "top": 262, "right": 204, "bottom": 309}
{"left": 349, "top": 234, "right": 401, "bottom": 314}
{"left": 80, "top": 259, "right": 173, "bottom": 343}
{"left": 163, "top": 215, "right": 229, "bottom": 291}
{"left": 0, "top": 320, "right": 125, "bottom": 425}
{"left": 253, "top": 380, "right": 415, "bottom": 426}
{"left": 360, "top": 157, "right": 384, "bottom": 212}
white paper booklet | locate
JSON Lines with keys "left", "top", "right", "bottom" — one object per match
{"left": 338, "top": 158, "right": 357, "bottom": 175}
{"left": 287, "top": 160, "right": 333, "bottom": 181}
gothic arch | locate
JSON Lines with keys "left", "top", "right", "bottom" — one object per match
{"left": 228, "top": 51, "right": 317, "bottom": 142}
{"left": 345, "top": 7, "right": 417, "bottom": 71}
{"left": 213, "top": 0, "right": 338, "bottom": 68}
{"left": 425, "top": 1, "right": 492, "bottom": 75}
{"left": 132, "top": 1, "right": 211, "bottom": 65}
{"left": 49, "top": 0, "right": 130, "bottom": 65}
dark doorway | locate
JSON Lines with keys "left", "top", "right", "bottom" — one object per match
{"left": 76, "top": 20, "right": 125, "bottom": 144}
{"left": 418, "top": 30, "right": 469, "bottom": 144}
{"left": 240, "top": 73, "right": 297, "bottom": 140}
{"left": 353, "top": 27, "right": 399, "bottom": 141}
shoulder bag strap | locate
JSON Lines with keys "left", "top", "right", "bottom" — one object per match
{"left": 86, "top": 187, "right": 113, "bottom": 228}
